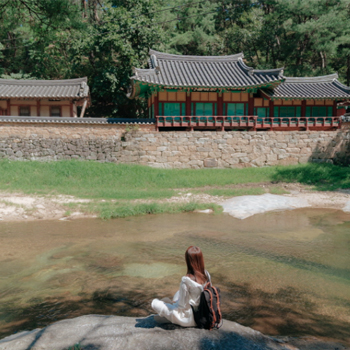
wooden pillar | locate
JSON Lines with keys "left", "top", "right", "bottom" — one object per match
{"left": 248, "top": 93, "right": 254, "bottom": 115}
{"left": 269, "top": 100, "right": 274, "bottom": 118}
{"left": 185, "top": 91, "right": 191, "bottom": 116}
{"left": 154, "top": 93, "right": 159, "bottom": 116}
{"left": 301, "top": 100, "right": 306, "bottom": 117}
{"left": 79, "top": 99, "right": 88, "bottom": 118}
{"left": 217, "top": 92, "right": 223, "bottom": 116}
{"left": 70, "top": 102, "right": 74, "bottom": 117}
{"left": 37, "top": 100, "right": 41, "bottom": 117}
{"left": 7, "top": 99, "right": 10, "bottom": 116}
{"left": 333, "top": 100, "right": 337, "bottom": 117}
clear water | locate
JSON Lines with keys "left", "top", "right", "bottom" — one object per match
{"left": 0, "top": 209, "right": 350, "bottom": 344}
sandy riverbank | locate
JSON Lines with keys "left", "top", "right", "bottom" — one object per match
{"left": 0, "top": 183, "right": 349, "bottom": 222}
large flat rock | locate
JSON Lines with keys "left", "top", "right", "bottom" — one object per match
{"left": 221, "top": 194, "right": 310, "bottom": 219}
{"left": 0, "top": 315, "right": 295, "bottom": 350}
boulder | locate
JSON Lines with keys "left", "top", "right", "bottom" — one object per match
{"left": 0, "top": 315, "right": 294, "bottom": 350}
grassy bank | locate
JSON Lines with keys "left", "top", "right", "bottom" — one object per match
{"left": 0, "top": 160, "right": 348, "bottom": 218}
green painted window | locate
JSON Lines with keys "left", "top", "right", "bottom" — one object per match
{"left": 227, "top": 103, "right": 245, "bottom": 116}
{"left": 296, "top": 106, "right": 301, "bottom": 117}
{"left": 195, "top": 103, "right": 213, "bottom": 116}
{"left": 276, "top": 106, "right": 301, "bottom": 117}
{"left": 313, "top": 106, "right": 326, "bottom": 116}
{"left": 164, "top": 103, "right": 180, "bottom": 116}
{"left": 280, "top": 107, "right": 296, "bottom": 117}
{"left": 306, "top": 106, "right": 333, "bottom": 117}
{"left": 305, "top": 107, "right": 311, "bottom": 117}
{"left": 158, "top": 103, "right": 186, "bottom": 116}
{"left": 254, "top": 108, "right": 269, "bottom": 118}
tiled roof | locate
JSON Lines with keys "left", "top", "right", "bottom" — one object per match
{"left": 130, "top": 49, "right": 284, "bottom": 89}
{"left": 0, "top": 116, "right": 155, "bottom": 124}
{"left": 262, "top": 74, "right": 350, "bottom": 100}
{"left": 0, "top": 77, "right": 89, "bottom": 99}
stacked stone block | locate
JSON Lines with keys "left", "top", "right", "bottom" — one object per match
{"left": 0, "top": 122, "right": 349, "bottom": 168}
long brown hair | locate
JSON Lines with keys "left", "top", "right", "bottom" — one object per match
{"left": 185, "top": 246, "right": 207, "bottom": 284}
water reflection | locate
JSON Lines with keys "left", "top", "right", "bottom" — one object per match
{"left": 0, "top": 209, "right": 350, "bottom": 344}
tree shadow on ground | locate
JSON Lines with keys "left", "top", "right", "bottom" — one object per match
{"left": 1, "top": 280, "right": 350, "bottom": 347}
{"left": 215, "top": 275, "right": 350, "bottom": 345}
{"left": 0, "top": 289, "right": 151, "bottom": 339}
{"left": 272, "top": 162, "right": 350, "bottom": 191}
{"left": 199, "top": 329, "right": 271, "bottom": 350}
{"left": 135, "top": 315, "right": 179, "bottom": 330}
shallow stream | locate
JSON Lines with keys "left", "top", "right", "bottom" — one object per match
{"left": 0, "top": 209, "right": 350, "bottom": 344}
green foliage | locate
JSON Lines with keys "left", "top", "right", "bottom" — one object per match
{"left": 1, "top": 0, "right": 350, "bottom": 115}
{"left": 67, "top": 344, "right": 83, "bottom": 350}
{"left": 272, "top": 163, "right": 350, "bottom": 190}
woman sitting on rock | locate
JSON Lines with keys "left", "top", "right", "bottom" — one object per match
{"left": 151, "top": 246, "right": 211, "bottom": 327}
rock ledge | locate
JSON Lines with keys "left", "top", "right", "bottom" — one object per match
{"left": 0, "top": 315, "right": 294, "bottom": 350}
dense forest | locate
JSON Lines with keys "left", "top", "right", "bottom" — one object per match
{"left": 1, "top": 0, "right": 350, "bottom": 117}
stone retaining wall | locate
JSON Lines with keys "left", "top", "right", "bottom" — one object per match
{"left": 120, "top": 128, "right": 350, "bottom": 168}
{"left": 0, "top": 121, "right": 349, "bottom": 167}
{"left": 0, "top": 122, "right": 152, "bottom": 162}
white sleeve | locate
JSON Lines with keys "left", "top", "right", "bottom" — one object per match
{"left": 177, "top": 279, "right": 189, "bottom": 309}
{"left": 172, "top": 290, "right": 180, "bottom": 302}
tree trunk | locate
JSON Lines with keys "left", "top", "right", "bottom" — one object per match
{"left": 320, "top": 51, "right": 325, "bottom": 69}
{"left": 347, "top": 55, "right": 350, "bottom": 86}
{"left": 81, "top": 0, "right": 87, "bottom": 18}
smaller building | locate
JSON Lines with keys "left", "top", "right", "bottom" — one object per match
{"left": 0, "top": 77, "right": 90, "bottom": 117}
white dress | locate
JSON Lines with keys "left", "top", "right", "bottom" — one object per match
{"left": 151, "top": 271, "right": 211, "bottom": 327}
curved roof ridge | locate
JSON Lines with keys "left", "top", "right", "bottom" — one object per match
{"left": 252, "top": 68, "right": 284, "bottom": 75}
{"left": 134, "top": 68, "right": 156, "bottom": 75}
{"left": 333, "top": 79, "right": 350, "bottom": 92}
{"left": 284, "top": 73, "right": 338, "bottom": 84}
{"left": 149, "top": 49, "right": 244, "bottom": 62}
{"left": 237, "top": 58, "right": 284, "bottom": 77}
{"left": 0, "top": 77, "right": 87, "bottom": 86}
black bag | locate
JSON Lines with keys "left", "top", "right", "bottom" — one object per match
{"left": 192, "top": 282, "right": 223, "bottom": 330}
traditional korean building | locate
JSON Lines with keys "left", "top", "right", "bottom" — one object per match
{"left": 128, "top": 50, "right": 350, "bottom": 131}
{"left": 0, "top": 77, "right": 90, "bottom": 117}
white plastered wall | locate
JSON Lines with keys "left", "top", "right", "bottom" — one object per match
{"left": 8, "top": 99, "right": 73, "bottom": 116}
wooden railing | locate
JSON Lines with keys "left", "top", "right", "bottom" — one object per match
{"left": 156, "top": 116, "right": 341, "bottom": 131}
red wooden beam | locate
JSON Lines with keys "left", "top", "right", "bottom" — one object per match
{"left": 154, "top": 93, "right": 159, "bottom": 116}
{"left": 301, "top": 100, "right": 306, "bottom": 117}
{"left": 37, "top": 100, "right": 41, "bottom": 117}
{"left": 217, "top": 93, "right": 223, "bottom": 116}
{"left": 186, "top": 92, "right": 191, "bottom": 116}
{"left": 333, "top": 100, "right": 337, "bottom": 117}
{"left": 248, "top": 93, "right": 254, "bottom": 115}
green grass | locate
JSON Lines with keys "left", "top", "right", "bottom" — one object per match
{"left": 67, "top": 345, "right": 83, "bottom": 350}
{"left": 0, "top": 160, "right": 278, "bottom": 199}
{"left": 268, "top": 186, "right": 290, "bottom": 195}
{"left": 272, "top": 163, "right": 350, "bottom": 190}
{"left": 81, "top": 201, "right": 223, "bottom": 219}
{"left": 0, "top": 160, "right": 348, "bottom": 200}
{"left": 0, "top": 160, "right": 348, "bottom": 218}
{"left": 202, "top": 188, "right": 265, "bottom": 197}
